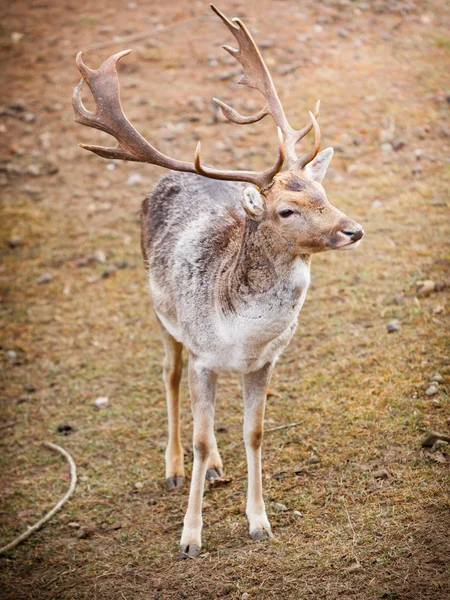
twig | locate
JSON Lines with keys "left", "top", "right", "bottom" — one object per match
{"left": 0, "top": 442, "right": 77, "bottom": 554}
{"left": 80, "top": 16, "right": 215, "bottom": 53}
{"left": 342, "top": 500, "right": 361, "bottom": 570}
{"left": 265, "top": 422, "right": 301, "bottom": 433}
{"left": 0, "top": 421, "right": 18, "bottom": 432}
{"left": 42, "top": 567, "right": 78, "bottom": 589}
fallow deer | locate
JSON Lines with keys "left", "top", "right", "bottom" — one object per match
{"left": 73, "top": 5, "right": 364, "bottom": 558}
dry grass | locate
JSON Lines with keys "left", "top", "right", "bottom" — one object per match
{"left": 0, "top": 0, "right": 449, "bottom": 598}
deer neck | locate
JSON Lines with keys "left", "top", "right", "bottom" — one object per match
{"left": 218, "top": 218, "right": 311, "bottom": 315}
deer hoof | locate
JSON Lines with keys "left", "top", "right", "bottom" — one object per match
{"left": 166, "top": 475, "right": 184, "bottom": 489}
{"left": 178, "top": 543, "right": 201, "bottom": 559}
{"left": 206, "top": 467, "right": 223, "bottom": 480}
{"left": 250, "top": 527, "right": 272, "bottom": 542}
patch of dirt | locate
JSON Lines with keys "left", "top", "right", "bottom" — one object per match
{"left": 0, "top": 1, "right": 449, "bottom": 599}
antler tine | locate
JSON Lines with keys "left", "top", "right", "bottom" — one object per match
{"left": 195, "top": 127, "right": 285, "bottom": 190}
{"left": 73, "top": 50, "right": 197, "bottom": 167}
{"left": 210, "top": 4, "right": 322, "bottom": 171}
{"left": 294, "top": 111, "right": 321, "bottom": 170}
{"left": 73, "top": 48, "right": 284, "bottom": 189}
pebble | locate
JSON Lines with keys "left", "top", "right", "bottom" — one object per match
{"left": 94, "top": 250, "right": 106, "bottom": 263}
{"left": 306, "top": 455, "right": 320, "bottom": 465}
{"left": 8, "top": 235, "right": 24, "bottom": 248}
{"left": 126, "top": 173, "right": 143, "bottom": 186}
{"left": 27, "top": 164, "right": 41, "bottom": 177}
{"left": 77, "top": 525, "right": 96, "bottom": 539}
{"left": 134, "top": 482, "right": 144, "bottom": 489}
{"left": 293, "top": 510, "right": 303, "bottom": 518}
{"left": 68, "top": 522, "right": 81, "bottom": 528}
{"left": 273, "top": 502, "right": 288, "bottom": 512}
{"left": 387, "top": 319, "right": 400, "bottom": 333}
{"left": 114, "top": 259, "right": 128, "bottom": 269}
{"left": 373, "top": 469, "right": 389, "bottom": 480}
{"left": 392, "top": 139, "right": 405, "bottom": 151}
{"left": 102, "top": 266, "right": 116, "bottom": 278}
{"left": 242, "top": 594, "right": 250, "bottom": 600}
{"left": 6, "top": 350, "right": 17, "bottom": 361}
{"left": 94, "top": 396, "right": 109, "bottom": 408}
{"left": 36, "top": 272, "right": 52, "bottom": 285}
{"left": 430, "top": 373, "right": 443, "bottom": 383}
{"left": 381, "top": 142, "right": 393, "bottom": 152}
{"left": 425, "top": 385, "right": 438, "bottom": 396}
{"left": 416, "top": 280, "right": 435, "bottom": 297}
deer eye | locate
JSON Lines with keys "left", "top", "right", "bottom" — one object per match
{"left": 278, "top": 209, "right": 294, "bottom": 218}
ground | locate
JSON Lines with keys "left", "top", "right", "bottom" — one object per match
{"left": 0, "top": 0, "right": 449, "bottom": 598}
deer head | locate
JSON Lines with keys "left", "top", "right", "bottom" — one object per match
{"left": 73, "top": 4, "right": 363, "bottom": 253}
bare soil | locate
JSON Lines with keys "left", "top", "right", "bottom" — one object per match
{"left": 0, "top": 1, "right": 449, "bottom": 599}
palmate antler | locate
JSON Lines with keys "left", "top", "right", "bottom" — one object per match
{"left": 73, "top": 5, "right": 321, "bottom": 189}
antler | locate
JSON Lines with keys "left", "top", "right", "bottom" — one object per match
{"left": 73, "top": 49, "right": 284, "bottom": 190}
{"left": 210, "top": 4, "right": 321, "bottom": 170}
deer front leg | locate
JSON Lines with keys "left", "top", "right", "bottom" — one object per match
{"left": 179, "top": 357, "right": 217, "bottom": 558}
{"left": 243, "top": 362, "right": 274, "bottom": 541}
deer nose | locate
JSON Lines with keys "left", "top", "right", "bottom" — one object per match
{"left": 341, "top": 227, "right": 364, "bottom": 242}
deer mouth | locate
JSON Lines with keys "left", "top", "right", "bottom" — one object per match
{"left": 336, "top": 238, "right": 363, "bottom": 251}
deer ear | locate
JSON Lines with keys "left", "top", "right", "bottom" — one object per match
{"left": 241, "top": 186, "right": 265, "bottom": 220}
{"left": 304, "top": 147, "right": 334, "bottom": 183}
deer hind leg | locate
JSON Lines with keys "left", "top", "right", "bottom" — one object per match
{"left": 158, "top": 319, "right": 184, "bottom": 489}
{"left": 242, "top": 362, "right": 274, "bottom": 541}
{"left": 179, "top": 356, "right": 217, "bottom": 558}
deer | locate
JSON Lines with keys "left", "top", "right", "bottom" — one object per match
{"left": 72, "top": 5, "right": 364, "bottom": 558}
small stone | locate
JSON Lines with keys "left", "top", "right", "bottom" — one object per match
{"left": 36, "top": 272, "right": 52, "bottom": 285}
{"left": 68, "top": 522, "right": 81, "bottom": 528}
{"left": 134, "top": 482, "right": 144, "bottom": 489}
{"left": 242, "top": 594, "right": 250, "bottom": 600}
{"left": 94, "top": 250, "right": 107, "bottom": 263}
{"left": 372, "top": 200, "right": 383, "bottom": 208}
{"left": 381, "top": 142, "right": 393, "bottom": 152}
{"left": 152, "top": 578, "right": 162, "bottom": 590}
{"left": 77, "top": 526, "right": 96, "bottom": 539}
{"left": 425, "top": 385, "right": 438, "bottom": 396}
{"left": 338, "top": 28, "right": 349, "bottom": 38}
{"left": 8, "top": 235, "right": 24, "bottom": 248}
{"left": 392, "top": 139, "right": 405, "bottom": 151}
{"left": 416, "top": 280, "right": 435, "bottom": 297}
{"left": 94, "top": 396, "right": 109, "bottom": 408}
{"left": 306, "top": 455, "right": 320, "bottom": 465}
{"left": 387, "top": 319, "right": 400, "bottom": 333}
{"left": 11, "top": 32, "right": 24, "bottom": 43}
{"left": 27, "top": 164, "right": 41, "bottom": 177}
{"left": 273, "top": 502, "right": 288, "bottom": 511}
{"left": 6, "top": 350, "right": 17, "bottom": 361}
{"left": 293, "top": 510, "right": 303, "bottom": 518}
{"left": 102, "top": 266, "right": 116, "bottom": 278}
{"left": 126, "top": 173, "right": 143, "bottom": 186}
{"left": 430, "top": 373, "right": 443, "bottom": 383}
{"left": 373, "top": 469, "right": 389, "bottom": 480}
{"left": 114, "top": 259, "right": 128, "bottom": 269}
{"left": 415, "top": 148, "right": 423, "bottom": 159}
{"left": 22, "top": 112, "right": 36, "bottom": 123}
{"left": 297, "top": 33, "right": 311, "bottom": 43}
{"left": 419, "top": 481, "right": 428, "bottom": 488}
{"left": 346, "top": 561, "right": 363, "bottom": 573}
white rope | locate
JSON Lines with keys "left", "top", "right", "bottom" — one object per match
{"left": 0, "top": 442, "right": 77, "bottom": 554}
